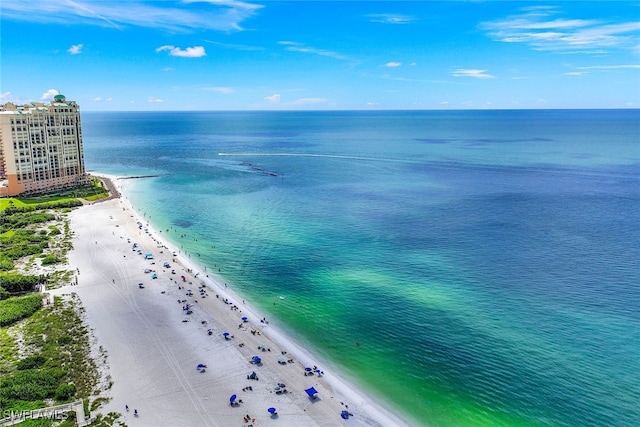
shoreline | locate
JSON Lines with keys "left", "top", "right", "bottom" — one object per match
{"left": 58, "top": 174, "right": 412, "bottom": 426}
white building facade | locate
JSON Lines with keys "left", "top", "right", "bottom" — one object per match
{"left": 0, "top": 94, "right": 87, "bottom": 197}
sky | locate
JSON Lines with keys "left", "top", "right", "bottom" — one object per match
{"left": 1, "top": 0, "right": 639, "bottom": 111}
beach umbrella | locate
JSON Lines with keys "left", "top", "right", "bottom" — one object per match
{"left": 252, "top": 356, "right": 262, "bottom": 364}
{"left": 230, "top": 394, "right": 237, "bottom": 403}
{"left": 197, "top": 363, "right": 206, "bottom": 369}
{"left": 305, "top": 387, "right": 318, "bottom": 398}
{"left": 277, "top": 355, "right": 286, "bottom": 363}
{"left": 304, "top": 367, "right": 312, "bottom": 372}
{"left": 278, "top": 383, "right": 286, "bottom": 388}
{"left": 273, "top": 386, "right": 281, "bottom": 391}
{"left": 223, "top": 332, "right": 230, "bottom": 337}
{"left": 242, "top": 316, "right": 248, "bottom": 322}
{"left": 268, "top": 407, "right": 277, "bottom": 414}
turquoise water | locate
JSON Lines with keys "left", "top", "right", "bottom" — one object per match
{"left": 81, "top": 110, "right": 640, "bottom": 426}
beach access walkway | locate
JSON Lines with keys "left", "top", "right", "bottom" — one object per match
{"left": 0, "top": 400, "right": 93, "bottom": 426}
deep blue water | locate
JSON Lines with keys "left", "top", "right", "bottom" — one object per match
{"left": 80, "top": 110, "right": 640, "bottom": 427}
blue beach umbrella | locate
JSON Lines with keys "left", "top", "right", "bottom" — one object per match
{"left": 268, "top": 407, "right": 277, "bottom": 414}
{"left": 242, "top": 316, "right": 248, "bottom": 322}
{"left": 305, "top": 387, "right": 318, "bottom": 398}
{"left": 223, "top": 332, "right": 230, "bottom": 337}
{"left": 252, "top": 356, "right": 262, "bottom": 363}
{"left": 230, "top": 394, "right": 237, "bottom": 403}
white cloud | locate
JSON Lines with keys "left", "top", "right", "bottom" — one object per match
{"left": 147, "top": 97, "right": 164, "bottom": 104}
{"left": 576, "top": 64, "right": 640, "bottom": 70}
{"left": 156, "top": 45, "right": 206, "bottom": 58}
{"left": 385, "top": 62, "right": 402, "bottom": 68}
{"left": 0, "top": 92, "right": 12, "bottom": 102}
{"left": 205, "top": 87, "right": 234, "bottom": 94}
{"left": 68, "top": 44, "right": 83, "bottom": 55}
{"left": 452, "top": 69, "right": 495, "bottom": 79}
{"left": 264, "top": 94, "right": 281, "bottom": 103}
{"left": 564, "top": 63, "right": 640, "bottom": 76}
{"left": 1, "top": 0, "right": 263, "bottom": 32}
{"left": 40, "top": 89, "right": 59, "bottom": 101}
{"left": 367, "top": 14, "right": 415, "bottom": 25}
{"left": 481, "top": 8, "right": 640, "bottom": 53}
{"left": 278, "top": 41, "right": 350, "bottom": 61}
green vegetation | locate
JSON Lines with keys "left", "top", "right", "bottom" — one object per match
{"left": 0, "top": 294, "right": 42, "bottom": 327}
{"left": 89, "top": 412, "right": 125, "bottom": 426}
{"left": 0, "top": 273, "right": 42, "bottom": 294}
{"left": 0, "top": 176, "right": 108, "bottom": 211}
{"left": 40, "top": 255, "right": 62, "bottom": 266}
{"left": 22, "top": 177, "right": 109, "bottom": 203}
{"left": 0, "top": 186, "right": 114, "bottom": 424}
{"left": 0, "top": 329, "right": 17, "bottom": 373}
{"left": 0, "top": 295, "right": 100, "bottom": 413}
{"left": 0, "top": 368, "right": 66, "bottom": 401}
{"left": 0, "top": 199, "right": 77, "bottom": 273}
{"left": 16, "top": 355, "right": 46, "bottom": 371}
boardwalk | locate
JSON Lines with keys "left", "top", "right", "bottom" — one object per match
{"left": 0, "top": 400, "right": 92, "bottom": 426}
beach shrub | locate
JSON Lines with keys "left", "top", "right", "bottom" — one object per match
{"left": 11, "top": 418, "right": 55, "bottom": 426}
{"left": 0, "top": 200, "right": 82, "bottom": 216}
{"left": 16, "top": 355, "right": 47, "bottom": 371}
{"left": 54, "top": 383, "right": 76, "bottom": 401}
{"left": 0, "top": 255, "right": 13, "bottom": 271}
{"left": 0, "top": 273, "right": 41, "bottom": 294}
{"left": 0, "top": 368, "right": 65, "bottom": 401}
{"left": 3, "top": 244, "right": 43, "bottom": 260}
{"left": 0, "top": 294, "right": 42, "bottom": 327}
{"left": 0, "top": 212, "right": 55, "bottom": 229}
{"left": 48, "top": 226, "right": 61, "bottom": 236}
{"left": 57, "top": 336, "right": 72, "bottom": 346}
{"left": 41, "top": 255, "right": 62, "bottom": 266}
{"left": 19, "top": 295, "right": 99, "bottom": 402}
{"left": 0, "top": 398, "right": 46, "bottom": 413}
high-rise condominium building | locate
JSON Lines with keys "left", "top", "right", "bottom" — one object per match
{"left": 0, "top": 94, "right": 87, "bottom": 197}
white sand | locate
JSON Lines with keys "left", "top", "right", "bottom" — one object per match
{"left": 50, "top": 176, "right": 412, "bottom": 427}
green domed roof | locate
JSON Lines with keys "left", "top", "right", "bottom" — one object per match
{"left": 54, "top": 94, "right": 65, "bottom": 100}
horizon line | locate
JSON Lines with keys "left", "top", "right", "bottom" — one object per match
{"left": 79, "top": 107, "right": 640, "bottom": 113}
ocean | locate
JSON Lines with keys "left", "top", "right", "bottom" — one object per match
{"left": 80, "top": 110, "right": 640, "bottom": 427}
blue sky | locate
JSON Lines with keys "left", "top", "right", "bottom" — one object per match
{"left": 1, "top": 1, "right": 639, "bottom": 111}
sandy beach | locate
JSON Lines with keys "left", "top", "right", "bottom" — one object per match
{"left": 49, "top": 176, "right": 411, "bottom": 427}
